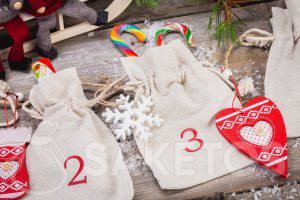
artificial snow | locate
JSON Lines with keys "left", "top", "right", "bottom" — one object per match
{"left": 292, "top": 138, "right": 300, "bottom": 148}
{"left": 143, "top": 20, "right": 217, "bottom": 64}
{"left": 119, "top": 139, "right": 149, "bottom": 175}
{"left": 290, "top": 188, "right": 297, "bottom": 193}
{"left": 87, "top": 32, "right": 95, "bottom": 37}
{"left": 102, "top": 95, "right": 163, "bottom": 141}
{"left": 272, "top": 185, "right": 281, "bottom": 195}
{"left": 253, "top": 190, "right": 262, "bottom": 200}
{"left": 238, "top": 77, "right": 257, "bottom": 97}
{"left": 222, "top": 69, "right": 233, "bottom": 79}
{"left": 143, "top": 19, "right": 165, "bottom": 47}
{"left": 244, "top": 183, "right": 300, "bottom": 200}
{"left": 230, "top": 192, "right": 237, "bottom": 197}
{"left": 248, "top": 164, "right": 276, "bottom": 181}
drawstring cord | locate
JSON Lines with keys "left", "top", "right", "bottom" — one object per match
{"left": 22, "top": 76, "right": 145, "bottom": 119}
{"left": 239, "top": 28, "right": 275, "bottom": 48}
{"left": 221, "top": 27, "right": 275, "bottom": 109}
{"left": 23, "top": 28, "right": 275, "bottom": 118}
{"left": 1, "top": 92, "right": 19, "bottom": 128}
{"left": 84, "top": 75, "right": 146, "bottom": 108}
{"left": 224, "top": 43, "right": 244, "bottom": 109}
{"left": 3, "top": 97, "right": 9, "bottom": 127}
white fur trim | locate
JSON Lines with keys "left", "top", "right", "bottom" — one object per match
{"left": 0, "top": 127, "right": 32, "bottom": 145}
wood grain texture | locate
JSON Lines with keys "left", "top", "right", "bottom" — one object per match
{"left": 1, "top": 0, "right": 299, "bottom": 199}
{"left": 0, "top": 0, "right": 276, "bottom": 49}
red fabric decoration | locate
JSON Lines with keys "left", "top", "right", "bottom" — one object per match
{"left": 0, "top": 144, "right": 29, "bottom": 199}
{"left": 216, "top": 97, "right": 288, "bottom": 178}
{"left": 0, "top": 16, "right": 30, "bottom": 72}
{"left": 25, "top": 0, "right": 65, "bottom": 17}
{"left": 0, "top": 128, "right": 31, "bottom": 199}
{"left": 38, "top": 58, "right": 56, "bottom": 73}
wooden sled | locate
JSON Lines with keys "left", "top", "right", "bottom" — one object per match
{"left": 0, "top": 0, "right": 133, "bottom": 59}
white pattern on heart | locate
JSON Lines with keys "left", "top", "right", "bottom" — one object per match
{"left": 0, "top": 161, "right": 19, "bottom": 180}
{"left": 240, "top": 121, "right": 273, "bottom": 146}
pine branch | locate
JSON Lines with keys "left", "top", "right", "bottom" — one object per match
{"left": 134, "top": 0, "right": 160, "bottom": 8}
{"left": 206, "top": 0, "right": 252, "bottom": 48}
{"left": 133, "top": 0, "right": 258, "bottom": 48}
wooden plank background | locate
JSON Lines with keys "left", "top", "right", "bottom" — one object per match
{"left": 1, "top": 0, "right": 300, "bottom": 199}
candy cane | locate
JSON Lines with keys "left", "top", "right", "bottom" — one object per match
{"left": 155, "top": 23, "right": 196, "bottom": 48}
{"left": 110, "top": 24, "right": 147, "bottom": 57}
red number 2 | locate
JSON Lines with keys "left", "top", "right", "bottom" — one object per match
{"left": 180, "top": 128, "right": 204, "bottom": 153}
{"left": 64, "top": 155, "right": 87, "bottom": 186}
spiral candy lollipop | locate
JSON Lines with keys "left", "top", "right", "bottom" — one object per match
{"left": 110, "top": 24, "right": 147, "bottom": 57}
{"left": 155, "top": 23, "right": 196, "bottom": 48}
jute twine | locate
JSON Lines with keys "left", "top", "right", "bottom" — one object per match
{"left": 0, "top": 81, "right": 19, "bottom": 128}
{"left": 22, "top": 75, "right": 145, "bottom": 119}
{"left": 22, "top": 28, "right": 275, "bottom": 119}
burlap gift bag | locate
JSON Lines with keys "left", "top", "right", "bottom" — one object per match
{"left": 286, "top": 0, "right": 300, "bottom": 40}
{"left": 22, "top": 68, "right": 133, "bottom": 199}
{"left": 264, "top": 6, "right": 300, "bottom": 138}
{"left": 120, "top": 40, "right": 253, "bottom": 189}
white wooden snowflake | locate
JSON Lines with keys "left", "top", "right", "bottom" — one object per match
{"left": 102, "top": 95, "right": 163, "bottom": 141}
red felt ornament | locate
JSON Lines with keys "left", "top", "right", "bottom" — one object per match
{"left": 215, "top": 44, "right": 288, "bottom": 177}
{"left": 216, "top": 96, "right": 288, "bottom": 178}
{"left": 0, "top": 142, "right": 31, "bottom": 199}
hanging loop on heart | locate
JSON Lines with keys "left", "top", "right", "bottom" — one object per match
{"left": 222, "top": 44, "right": 244, "bottom": 109}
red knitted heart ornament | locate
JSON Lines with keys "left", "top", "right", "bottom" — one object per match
{"left": 0, "top": 144, "right": 29, "bottom": 199}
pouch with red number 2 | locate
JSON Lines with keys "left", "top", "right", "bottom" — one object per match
{"left": 120, "top": 40, "right": 253, "bottom": 189}
{"left": 22, "top": 68, "right": 134, "bottom": 199}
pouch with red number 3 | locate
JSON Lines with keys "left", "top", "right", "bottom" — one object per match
{"left": 120, "top": 40, "right": 253, "bottom": 189}
{"left": 22, "top": 68, "right": 134, "bottom": 199}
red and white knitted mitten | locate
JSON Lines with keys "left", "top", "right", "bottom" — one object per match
{"left": 0, "top": 128, "right": 31, "bottom": 199}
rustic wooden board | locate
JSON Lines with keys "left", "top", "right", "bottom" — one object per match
{"left": 226, "top": 183, "right": 300, "bottom": 200}
{"left": 0, "top": 0, "right": 277, "bottom": 50}
{"left": 1, "top": 1, "right": 299, "bottom": 199}
{"left": 0, "top": 0, "right": 216, "bottom": 50}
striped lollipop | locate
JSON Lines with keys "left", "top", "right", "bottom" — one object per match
{"left": 155, "top": 23, "right": 196, "bottom": 48}
{"left": 110, "top": 24, "right": 147, "bottom": 57}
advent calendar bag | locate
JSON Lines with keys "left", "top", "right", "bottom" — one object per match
{"left": 120, "top": 40, "right": 253, "bottom": 189}
{"left": 264, "top": 6, "right": 300, "bottom": 138}
{"left": 23, "top": 68, "right": 133, "bottom": 199}
{"left": 286, "top": 0, "right": 300, "bottom": 40}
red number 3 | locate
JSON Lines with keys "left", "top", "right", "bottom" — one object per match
{"left": 64, "top": 155, "right": 87, "bottom": 186}
{"left": 180, "top": 128, "right": 204, "bottom": 153}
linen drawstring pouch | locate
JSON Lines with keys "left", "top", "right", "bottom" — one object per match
{"left": 285, "top": 0, "right": 300, "bottom": 40}
{"left": 264, "top": 5, "right": 300, "bottom": 138}
{"left": 120, "top": 40, "right": 253, "bottom": 189}
{"left": 22, "top": 68, "right": 134, "bottom": 199}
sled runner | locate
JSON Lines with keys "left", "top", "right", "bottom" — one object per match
{"left": 0, "top": 0, "right": 133, "bottom": 59}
